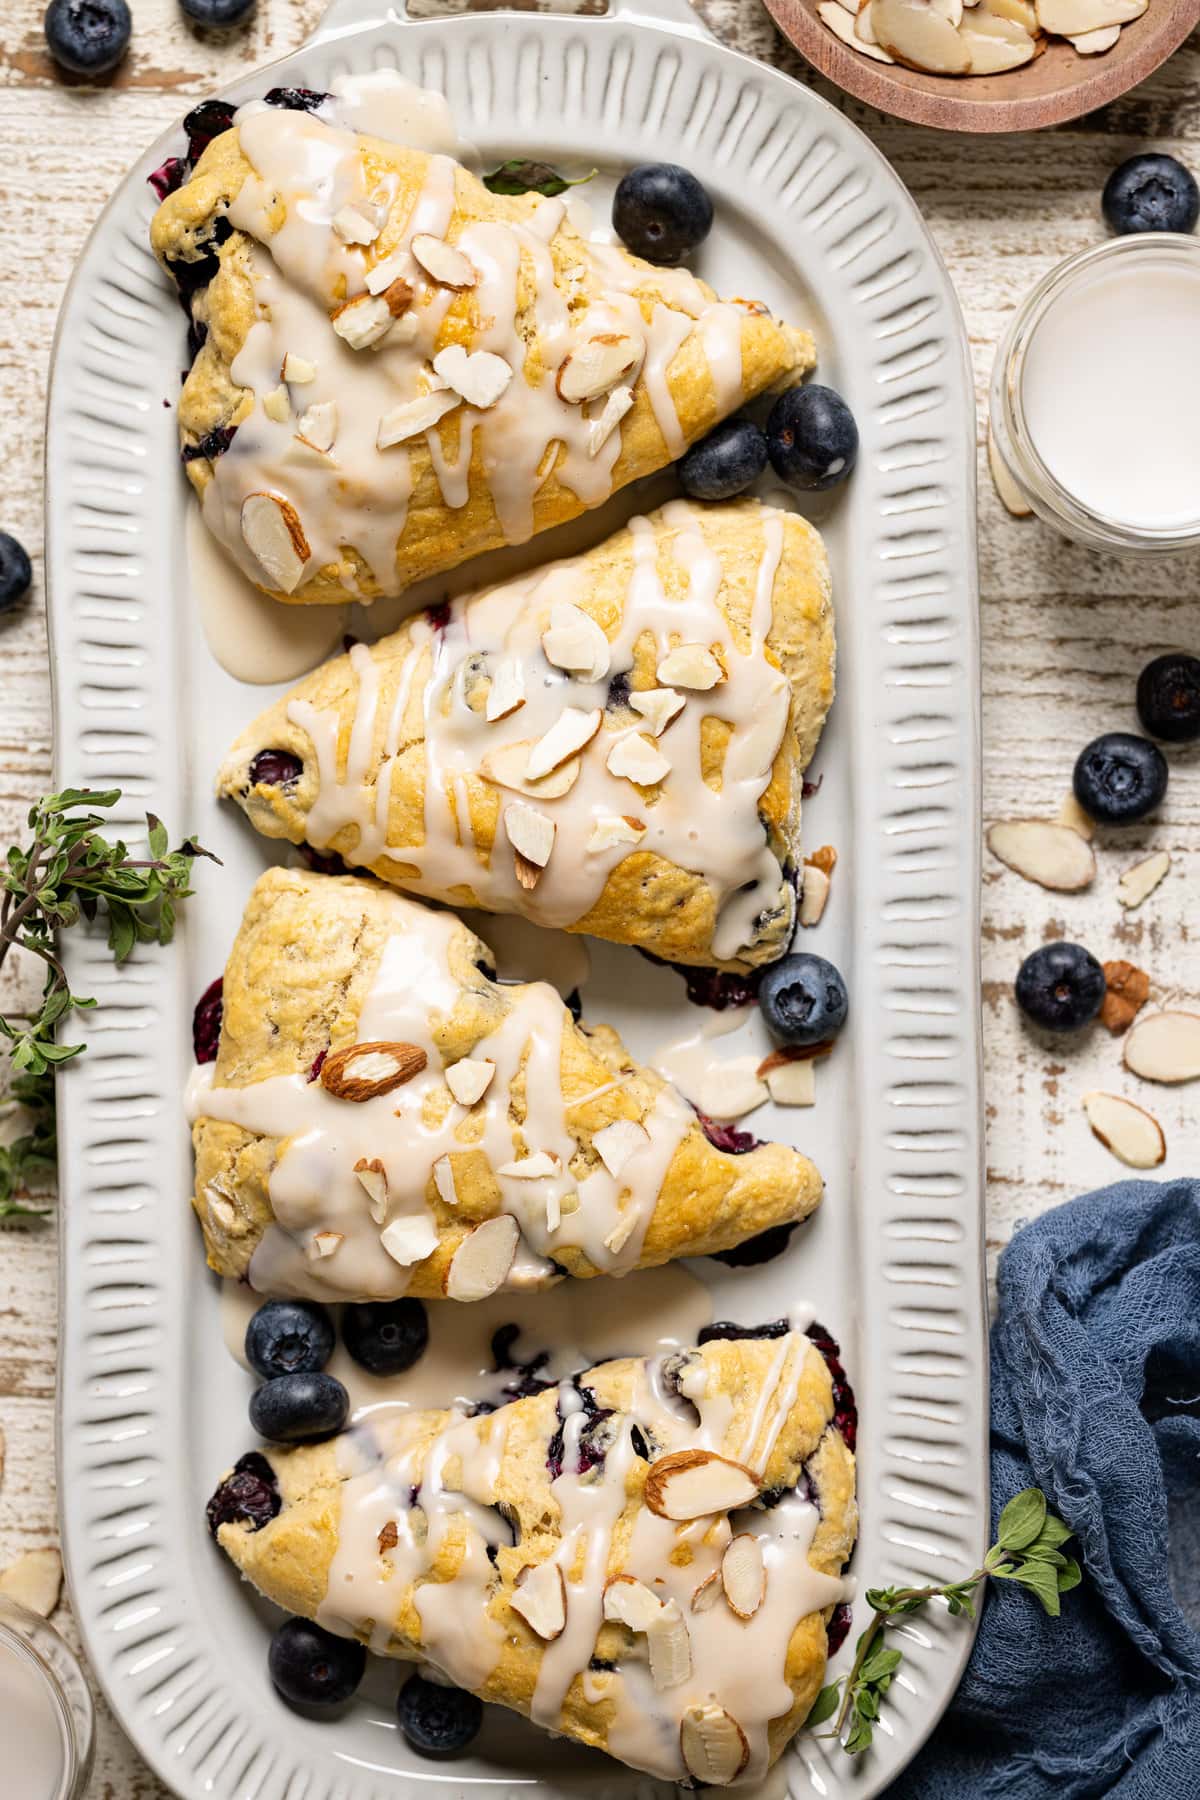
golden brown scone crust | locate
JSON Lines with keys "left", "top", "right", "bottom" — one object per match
{"left": 151, "top": 124, "right": 815, "bottom": 603}
{"left": 214, "top": 1334, "right": 857, "bottom": 1774}
{"left": 217, "top": 499, "right": 834, "bottom": 970}
{"left": 193, "top": 867, "right": 821, "bottom": 1288}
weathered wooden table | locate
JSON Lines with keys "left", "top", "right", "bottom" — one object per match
{"left": 1, "top": 1, "right": 1197, "bottom": 1790}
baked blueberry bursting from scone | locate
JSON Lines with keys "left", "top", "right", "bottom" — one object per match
{"left": 640, "top": 950, "right": 764, "bottom": 1011}
{"left": 182, "top": 424, "right": 238, "bottom": 464}
{"left": 183, "top": 99, "right": 237, "bottom": 162}
{"left": 489, "top": 1323, "right": 556, "bottom": 1401}
{"left": 696, "top": 1114, "right": 764, "bottom": 1157}
{"left": 263, "top": 87, "right": 331, "bottom": 113}
{"left": 247, "top": 748, "right": 304, "bottom": 790}
{"left": 806, "top": 1321, "right": 858, "bottom": 1450}
{"left": 192, "top": 977, "right": 223, "bottom": 1062}
{"left": 206, "top": 1451, "right": 281, "bottom": 1537}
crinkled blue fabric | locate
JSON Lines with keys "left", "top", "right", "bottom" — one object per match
{"left": 886, "top": 1178, "right": 1200, "bottom": 1800}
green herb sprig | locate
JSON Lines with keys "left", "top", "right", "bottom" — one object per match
{"left": 807, "top": 1488, "right": 1080, "bottom": 1757}
{"left": 482, "top": 160, "right": 597, "bottom": 199}
{"left": 0, "top": 788, "right": 213, "bottom": 1217}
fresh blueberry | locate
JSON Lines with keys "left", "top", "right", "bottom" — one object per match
{"left": 342, "top": 1299, "right": 428, "bottom": 1377}
{"left": 758, "top": 952, "right": 848, "bottom": 1046}
{"left": 1136, "top": 652, "right": 1200, "bottom": 743}
{"left": 678, "top": 417, "right": 768, "bottom": 501}
{"left": 1073, "top": 731, "right": 1168, "bottom": 825}
{"left": 206, "top": 1450, "right": 280, "bottom": 1536}
{"left": 0, "top": 535, "right": 32, "bottom": 613}
{"left": 180, "top": 0, "right": 255, "bottom": 24}
{"left": 1102, "top": 154, "right": 1200, "bottom": 236}
{"left": 44, "top": 0, "right": 131, "bottom": 74}
{"left": 248, "top": 748, "right": 303, "bottom": 788}
{"left": 269, "top": 1617, "right": 365, "bottom": 1709}
{"left": 766, "top": 385, "right": 858, "bottom": 492}
{"left": 612, "top": 163, "right": 713, "bottom": 266}
{"left": 245, "top": 1300, "right": 335, "bottom": 1380}
{"left": 1014, "top": 941, "right": 1106, "bottom": 1033}
{"left": 249, "top": 1371, "right": 348, "bottom": 1443}
{"left": 397, "top": 1672, "right": 483, "bottom": 1755}
{"left": 192, "top": 976, "right": 223, "bottom": 1063}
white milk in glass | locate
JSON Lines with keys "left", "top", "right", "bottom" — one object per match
{"left": 0, "top": 1632, "right": 69, "bottom": 1799}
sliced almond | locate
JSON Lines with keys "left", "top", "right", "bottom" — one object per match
{"left": 331, "top": 291, "right": 397, "bottom": 351}
{"left": 644, "top": 1450, "right": 760, "bottom": 1521}
{"left": 986, "top": 820, "right": 1096, "bottom": 891}
{"left": 262, "top": 383, "right": 291, "bottom": 425}
{"left": 799, "top": 864, "right": 830, "bottom": 927}
{"left": 1070, "top": 21, "right": 1121, "bottom": 46}
{"left": 587, "top": 814, "right": 646, "bottom": 854}
{"left": 1035, "top": 0, "right": 1144, "bottom": 31}
{"left": 656, "top": 644, "right": 724, "bottom": 690}
{"left": 765, "top": 1059, "right": 816, "bottom": 1106}
{"left": 690, "top": 1571, "right": 722, "bottom": 1613}
{"left": 1057, "top": 790, "right": 1095, "bottom": 842}
{"left": 333, "top": 201, "right": 384, "bottom": 246}
{"left": 818, "top": 0, "right": 898, "bottom": 56}
{"left": 511, "top": 1561, "right": 567, "bottom": 1639}
{"left": 240, "top": 492, "right": 311, "bottom": 594}
{"left": 544, "top": 1190, "right": 562, "bottom": 1233}
{"left": 366, "top": 250, "right": 408, "bottom": 296}
{"left": 445, "top": 1213, "right": 520, "bottom": 1300}
{"left": 592, "top": 1118, "right": 650, "bottom": 1178}
{"left": 721, "top": 1533, "right": 766, "bottom": 1619}
{"left": 513, "top": 852, "right": 541, "bottom": 890}
{"left": 526, "top": 706, "right": 602, "bottom": 780}
{"left": 1082, "top": 1090, "right": 1165, "bottom": 1169}
{"left": 354, "top": 1156, "right": 389, "bottom": 1224}
{"left": 603, "top": 1207, "right": 639, "bottom": 1256}
{"left": 380, "top": 1212, "right": 440, "bottom": 1267}
{"left": 1100, "top": 959, "right": 1150, "bottom": 1035}
{"left": 432, "top": 1155, "right": 458, "bottom": 1208}
{"left": 1117, "top": 849, "right": 1170, "bottom": 911}
{"left": 0, "top": 1548, "right": 62, "bottom": 1619}
{"left": 557, "top": 333, "right": 644, "bottom": 404}
{"left": 680, "top": 1703, "right": 750, "bottom": 1787}
{"left": 603, "top": 1574, "right": 664, "bottom": 1632}
{"left": 377, "top": 389, "right": 458, "bottom": 450}
{"left": 281, "top": 352, "right": 316, "bottom": 384}
{"left": 958, "top": 13, "right": 1035, "bottom": 67}
{"left": 871, "top": 0, "right": 973, "bottom": 71}
{"left": 503, "top": 802, "right": 556, "bottom": 869}
{"left": 988, "top": 425, "right": 1034, "bottom": 517}
{"left": 542, "top": 603, "right": 611, "bottom": 682}
{"left": 606, "top": 732, "right": 671, "bottom": 787}
{"left": 587, "top": 383, "right": 634, "bottom": 454}
{"left": 296, "top": 400, "right": 338, "bottom": 454}
{"left": 412, "top": 232, "right": 477, "bottom": 289}
{"left": 1123, "top": 1011, "right": 1200, "bottom": 1084}
{"left": 321, "top": 1040, "right": 427, "bottom": 1101}
{"left": 629, "top": 688, "right": 685, "bottom": 736}
{"left": 485, "top": 659, "right": 526, "bottom": 722}
{"left": 445, "top": 1057, "right": 496, "bottom": 1106}
{"left": 480, "top": 740, "right": 580, "bottom": 800}
{"left": 647, "top": 1599, "right": 692, "bottom": 1691}
{"left": 497, "top": 1150, "right": 561, "bottom": 1179}
{"left": 306, "top": 1230, "right": 344, "bottom": 1259}
{"left": 432, "top": 344, "right": 513, "bottom": 410}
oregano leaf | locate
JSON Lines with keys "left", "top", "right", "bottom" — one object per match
{"left": 803, "top": 1683, "right": 841, "bottom": 1731}
{"left": 997, "top": 1488, "right": 1048, "bottom": 1553}
{"left": 481, "top": 159, "right": 596, "bottom": 198}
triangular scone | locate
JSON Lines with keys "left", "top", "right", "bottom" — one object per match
{"left": 190, "top": 868, "right": 821, "bottom": 1298}
{"left": 216, "top": 499, "right": 834, "bottom": 970}
{"left": 209, "top": 1329, "right": 857, "bottom": 1786}
{"left": 150, "top": 103, "right": 815, "bottom": 603}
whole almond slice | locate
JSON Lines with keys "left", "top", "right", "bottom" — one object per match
{"left": 480, "top": 740, "right": 580, "bottom": 800}
{"left": 445, "top": 1057, "right": 496, "bottom": 1106}
{"left": 241, "top": 493, "right": 311, "bottom": 594}
{"left": 629, "top": 687, "right": 685, "bottom": 736}
{"left": 1123, "top": 1011, "right": 1200, "bottom": 1084}
{"left": 1082, "top": 1091, "right": 1165, "bottom": 1168}
{"left": 690, "top": 1571, "right": 722, "bottom": 1612}
{"left": 504, "top": 802, "right": 556, "bottom": 869}
{"left": 526, "top": 707, "right": 602, "bottom": 780}
{"left": 557, "top": 333, "right": 644, "bottom": 404}
{"left": 432, "top": 344, "right": 513, "bottom": 410}
{"left": 1035, "top": 0, "right": 1144, "bottom": 31}
{"left": 1070, "top": 21, "right": 1121, "bottom": 46}
{"left": 680, "top": 1703, "right": 750, "bottom": 1787}
{"left": 721, "top": 1533, "right": 766, "bottom": 1619}
{"left": 592, "top": 1119, "right": 650, "bottom": 1178}
{"left": 871, "top": 0, "right": 973, "bottom": 71}
{"left": 1057, "top": 789, "right": 1095, "bottom": 841}
{"left": 765, "top": 1058, "right": 816, "bottom": 1107}
{"left": 606, "top": 732, "right": 671, "bottom": 787}
{"left": 1117, "top": 849, "right": 1170, "bottom": 910}
{"left": 511, "top": 1561, "right": 567, "bottom": 1640}
{"left": 647, "top": 1599, "right": 692, "bottom": 1691}
{"left": 986, "top": 820, "right": 1096, "bottom": 892}
{"left": 445, "top": 1213, "right": 520, "bottom": 1300}
{"left": 0, "top": 1548, "right": 63, "bottom": 1619}
{"left": 378, "top": 389, "right": 459, "bottom": 450}
{"left": 656, "top": 644, "right": 724, "bottom": 690}
{"left": 412, "top": 233, "right": 477, "bottom": 289}
{"left": 321, "top": 1040, "right": 427, "bottom": 1101}
{"left": 603, "top": 1574, "right": 663, "bottom": 1632}
{"left": 958, "top": 17, "right": 1035, "bottom": 67}
{"left": 381, "top": 1212, "right": 440, "bottom": 1267}
{"left": 542, "top": 603, "right": 611, "bottom": 682}
{"left": 354, "top": 1157, "right": 389, "bottom": 1224}
{"left": 820, "top": 0, "right": 897, "bottom": 52}
{"left": 644, "top": 1450, "right": 760, "bottom": 1521}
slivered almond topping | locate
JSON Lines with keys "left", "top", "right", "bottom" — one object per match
{"left": 240, "top": 493, "right": 311, "bottom": 594}
{"left": 680, "top": 1703, "right": 750, "bottom": 1787}
{"left": 606, "top": 732, "right": 671, "bottom": 787}
{"left": 587, "top": 813, "right": 646, "bottom": 854}
{"left": 486, "top": 659, "right": 526, "bottom": 722}
{"left": 656, "top": 643, "right": 724, "bottom": 690}
{"left": 0, "top": 1548, "right": 62, "bottom": 1620}
{"left": 263, "top": 384, "right": 291, "bottom": 424}
{"left": 1082, "top": 1091, "right": 1165, "bottom": 1169}
{"left": 647, "top": 1599, "right": 692, "bottom": 1691}
{"left": 542, "top": 603, "right": 611, "bottom": 682}
{"left": 354, "top": 1157, "right": 389, "bottom": 1224}
{"left": 1057, "top": 790, "right": 1095, "bottom": 841}
{"left": 380, "top": 1213, "right": 439, "bottom": 1267}
{"left": 644, "top": 1450, "right": 760, "bottom": 1521}
{"left": 691, "top": 1571, "right": 722, "bottom": 1612}
{"left": 480, "top": 740, "right": 580, "bottom": 799}
{"left": 445, "top": 1213, "right": 520, "bottom": 1300}
{"left": 871, "top": 0, "right": 973, "bottom": 69}
{"left": 799, "top": 864, "right": 831, "bottom": 927}
{"left": 377, "top": 389, "right": 458, "bottom": 449}
{"left": 765, "top": 1058, "right": 816, "bottom": 1106}
{"left": 629, "top": 687, "right": 685, "bottom": 736}
{"left": 603, "top": 1208, "right": 639, "bottom": 1256}
{"left": 721, "top": 1533, "right": 766, "bottom": 1618}
{"left": 366, "top": 250, "right": 408, "bottom": 296}
{"left": 412, "top": 232, "right": 477, "bottom": 289}
{"left": 307, "top": 1230, "right": 344, "bottom": 1260}
{"left": 378, "top": 1521, "right": 399, "bottom": 1554}
{"left": 445, "top": 1057, "right": 496, "bottom": 1106}
{"left": 592, "top": 1118, "right": 650, "bottom": 1178}
{"left": 986, "top": 820, "right": 1096, "bottom": 892}
{"left": 432, "top": 344, "right": 513, "bottom": 409}
{"left": 333, "top": 201, "right": 385, "bottom": 245}
{"left": 1118, "top": 849, "right": 1170, "bottom": 910}
{"left": 603, "top": 1574, "right": 664, "bottom": 1632}
{"left": 556, "top": 332, "right": 644, "bottom": 403}
{"left": 296, "top": 400, "right": 337, "bottom": 454}
{"left": 587, "top": 383, "right": 635, "bottom": 454}
{"left": 511, "top": 1561, "right": 567, "bottom": 1640}
{"left": 1100, "top": 960, "right": 1150, "bottom": 1035}
{"left": 321, "top": 1040, "right": 427, "bottom": 1101}
{"left": 330, "top": 291, "right": 397, "bottom": 350}
{"left": 504, "top": 803, "right": 556, "bottom": 870}
{"left": 1123, "top": 1010, "right": 1200, "bottom": 1084}
{"left": 526, "top": 706, "right": 602, "bottom": 780}
{"left": 280, "top": 352, "right": 316, "bottom": 384}
{"left": 497, "top": 1150, "right": 561, "bottom": 1179}
{"left": 430, "top": 1157, "right": 458, "bottom": 1209}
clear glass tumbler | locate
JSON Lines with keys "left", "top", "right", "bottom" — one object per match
{"left": 0, "top": 1595, "right": 94, "bottom": 1799}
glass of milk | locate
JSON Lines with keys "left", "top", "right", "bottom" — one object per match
{"left": 990, "top": 234, "right": 1200, "bottom": 553}
{"left": 0, "top": 1597, "right": 93, "bottom": 1800}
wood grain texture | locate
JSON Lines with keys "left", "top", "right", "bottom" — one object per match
{"left": 0, "top": 1, "right": 1197, "bottom": 1791}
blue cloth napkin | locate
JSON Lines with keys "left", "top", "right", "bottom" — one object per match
{"left": 886, "top": 1177, "right": 1200, "bottom": 1800}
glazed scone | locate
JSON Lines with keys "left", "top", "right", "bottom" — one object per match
{"left": 217, "top": 498, "right": 834, "bottom": 970}
{"left": 208, "top": 1329, "right": 857, "bottom": 1786}
{"left": 189, "top": 867, "right": 822, "bottom": 1298}
{"left": 149, "top": 98, "right": 816, "bottom": 603}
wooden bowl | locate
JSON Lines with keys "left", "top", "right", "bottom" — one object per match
{"left": 761, "top": 0, "right": 1199, "bottom": 131}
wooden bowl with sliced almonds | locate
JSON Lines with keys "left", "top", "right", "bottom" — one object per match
{"left": 762, "top": 0, "right": 1199, "bottom": 132}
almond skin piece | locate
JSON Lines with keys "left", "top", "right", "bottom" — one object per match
{"left": 644, "top": 1450, "right": 760, "bottom": 1521}
{"left": 1100, "top": 960, "right": 1150, "bottom": 1036}
{"left": 320, "top": 1040, "right": 427, "bottom": 1101}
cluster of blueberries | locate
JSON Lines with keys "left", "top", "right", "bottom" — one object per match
{"left": 1015, "top": 653, "right": 1200, "bottom": 1033}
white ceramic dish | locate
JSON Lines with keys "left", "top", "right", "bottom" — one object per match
{"left": 47, "top": 2, "right": 985, "bottom": 1795}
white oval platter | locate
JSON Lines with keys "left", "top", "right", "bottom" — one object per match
{"left": 46, "top": 2, "right": 985, "bottom": 1796}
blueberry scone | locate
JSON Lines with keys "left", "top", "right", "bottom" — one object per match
{"left": 217, "top": 498, "right": 834, "bottom": 969}
{"left": 208, "top": 1329, "right": 857, "bottom": 1786}
{"left": 149, "top": 96, "right": 815, "bottom": 604}
{"left": 190, "top": 867, "right": 821, "bottom": 1298}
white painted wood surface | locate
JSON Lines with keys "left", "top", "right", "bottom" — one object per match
{"left": 0, "top": 1, "right": 1196, "bottom": 1790}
